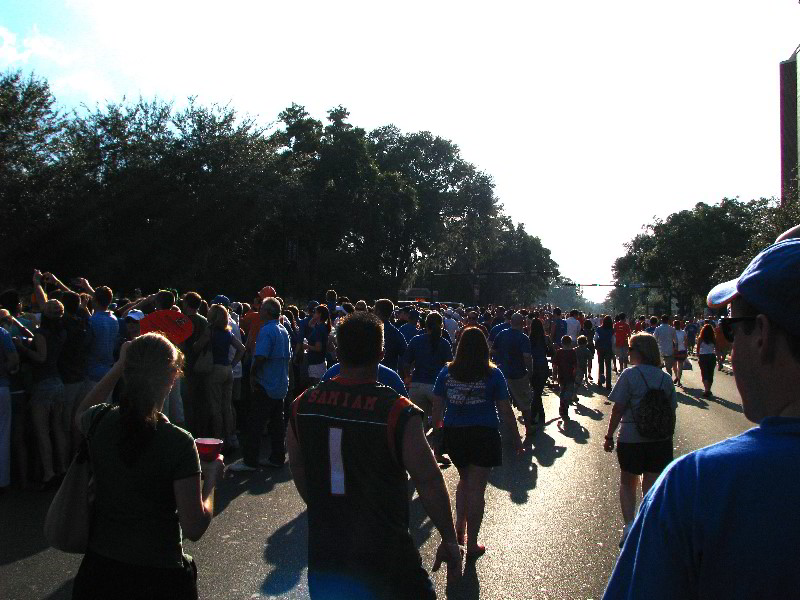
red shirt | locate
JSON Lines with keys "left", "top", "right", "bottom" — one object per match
{"left": 613, "top": 321, "right": 631, "bottom": 346}
{"left": 554, "top": 347, "right": 577, "bottom": 384}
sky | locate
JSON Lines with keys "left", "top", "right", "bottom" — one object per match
{"left": 2, "top": 1, "right": 798, "bottom": 302}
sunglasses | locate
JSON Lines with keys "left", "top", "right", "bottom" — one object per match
{"left": 720, "top": 316, "right": 758, "bottom": 343}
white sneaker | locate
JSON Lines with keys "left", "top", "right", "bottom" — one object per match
{"left": 228, "top": 460, "right": 257, "bottom": 472}
{"left": 619, "top": 521, "right": 633, "bottom": 548}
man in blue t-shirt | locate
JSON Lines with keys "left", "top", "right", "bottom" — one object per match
{"left": 603, "top": 237, "right": 800, "bottom": 600}
{"left": 399, "top": 309, "right": 421, "bottom": 344}
{"left": 86, "top": 286, "right": 121, "bottom": 384}
{"left": 493, "top": 314, "right": 533, "bottom": 434}
{"left": 487, "top": 311, "right": 512, "bottom": 350}
{"left": 231, "top": 298, "right": 292, "bottom": 472}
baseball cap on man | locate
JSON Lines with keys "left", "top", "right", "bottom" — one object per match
{"left": 707, "top": 238, "right": 800, "bottom": 336}
{"left": 212, "top": 295, "right": 230, "bottom": 307}
{"left": 125, "top": 309, "right": 145, "bottom": 321}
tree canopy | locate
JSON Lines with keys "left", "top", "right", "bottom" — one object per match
{"left": 606, "top": 198, "right": 800, "bottom": 316}
{"left": 0, "top": 70, "right": 558, "bottom": 304}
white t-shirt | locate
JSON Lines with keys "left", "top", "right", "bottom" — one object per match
{"left": 697, "top": 341, "right": 715, "bottom": 355}
{"left": 674, "top": 330, "right": 687, "bottom": 353}
{"left": 566, "top": 317, "right": 581, "bottom": 342}
{"left": 443, "top": 317, "right": 459, "bottom": 339}
{"left": 609, "top": 365, "right": 677, "bottom": 443}
{"left": 653, "top": 324, "right": 677, "bottom": 356}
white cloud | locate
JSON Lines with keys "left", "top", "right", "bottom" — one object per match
{"left": 52, "top": 69, "right": 117, "bottom": 105}
{"left": 0, "top": 26, "right": 31, "bottom": 65}
{"left": 22, "top": 25, "right": 76, "bottom": 67}
{"left": 0, "top": 24, "right": 76, "bottom": 68}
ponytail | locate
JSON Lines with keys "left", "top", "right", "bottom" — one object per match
{"left": 117, "top": 334, "right": 183, "bottom": 467}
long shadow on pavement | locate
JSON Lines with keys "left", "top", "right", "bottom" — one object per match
{"left": 446, "top": 560, "right": 480, "bottom": 600}
{"left": 557, "top": 418, "right": 590, "bottom": 444}
{"left": 261, "top": 511, "right": 308, "bottom": 596}
{"left": 679, "top": 386, "right": 742, "bottom": 413}
{"left": 573, "top": 401, "right": 604, "bottom": 421}
{"left": 488, "top": 448, "right": 538, "bottom": 505}
{"left": 215, "top": 465, "right": 293, "bottom": 515}
{"left": 530, "top": 428, "right": 566, "bottom": 468}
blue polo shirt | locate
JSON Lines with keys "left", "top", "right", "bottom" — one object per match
{"left": 253, "top": 319, "right": 292, "bottom": 399}
{"left": 322, "top": 363, "right": 407, "bottom": 396}
{"left": 494, "top": 328, "right": 531, "bottom": 379}
{"left": 381, "top": 320, "right": 407, "bottom": 373}
{"left": 404, "top": 333, "right": 453, "bottom": 385}
{"left": 87, "top": 311, "right": 120, "bottom": 381}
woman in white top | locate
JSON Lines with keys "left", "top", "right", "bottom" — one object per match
{"left": 696, "top": 323, "right": 717, "bottom": 398}
{"left": 672, "top": 320, "right": 688, "bottom": 386}
{"left": 603, "top": 332, "right": 677, "bottom": 548}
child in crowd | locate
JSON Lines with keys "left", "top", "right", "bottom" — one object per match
{"left": 554, "top": 335, "right": 577, "bottom": 421}
{"left": 575, "top": 335, "right": 591, "bottom": 387}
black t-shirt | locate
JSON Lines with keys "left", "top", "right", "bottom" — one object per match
{"left": 182, "top": 313, "right": 208, "bottom": 368}
{"left": 59, "top": 313, "right": 89, "bottom": 384}
{"left": 290, "top": 378, "right": 431, "bottom": 595}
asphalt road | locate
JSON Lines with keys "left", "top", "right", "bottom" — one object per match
{"left": 0, "top": 358, "right": 751, "bottom": 600}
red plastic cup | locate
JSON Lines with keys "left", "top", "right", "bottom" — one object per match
{"left": 195, "top": 438, "right": 223, "bottom": 462}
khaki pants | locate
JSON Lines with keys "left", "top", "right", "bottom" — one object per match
{"left": 208, "top": 365, "right": 234, "bottom": 440}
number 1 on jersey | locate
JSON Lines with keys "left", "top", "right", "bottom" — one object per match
{"left": 329, "top": 427, "right": 346, "bottom": 496}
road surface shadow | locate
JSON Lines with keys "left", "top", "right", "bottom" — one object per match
{"left": 216, "top": 465, "right": 293, "bottom": 515}
{"left": 680, "top": 386, "right": 743, "bottom": 413}
{"left": 446, "top": 560, "right": 480, "bottom": 599}
{"left": 573, "top": 401, "right": 604, "bottom": 420}
{"left": 261, "top": 511, "right": 308, "bottom": 596}
{"left": 409, "top": 491, "right": 436, "bottom": 549}
{"left": 530, "top": 428, "right": 566, "bottom": 467}
{"left": 0, "top": 487, "right": 56, "bottom": 566}
{"left": 557, "top": 418, "right": 590, "bottom": 444}
{"left": 42, "top": 580, "right": 72, "bottom": 599}
{"left": 489, "top": 449, "right": 538, "bottom": 504}
{"left": 675, "top": 388, "right": 709, "bottom": 409}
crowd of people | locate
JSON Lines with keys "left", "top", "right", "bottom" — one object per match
{"left": 1, "top": 226, "right": 798, "bottom": 599}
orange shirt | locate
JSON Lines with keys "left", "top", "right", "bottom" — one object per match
{"left": 240, "top": 311, "right": 265, "bottom": 352}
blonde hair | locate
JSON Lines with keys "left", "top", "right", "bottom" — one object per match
{"left": 628, "top": 332, "right": 662, "bottom": 367}
{"left": 207, "top": 304, "right": 231, "bottom": 331}
{"left": 119, "top": 333, "right": 183, "bottom": 465}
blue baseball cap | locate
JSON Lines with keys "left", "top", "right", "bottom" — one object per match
{"left": 212, "top": 295, "right": 230, "bottom": 307}
{"left": 707, "top": 238, "right": 800, "bottom": 336}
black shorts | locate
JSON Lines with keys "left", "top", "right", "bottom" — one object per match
{"left": 443, "top": 426, "right": 502, "bottom": 469}
{"left": 616, "top": 439, "right": 673, "bottom": 475}
{"left": 72, "top": 550, "right": 198, "bottom": 600}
